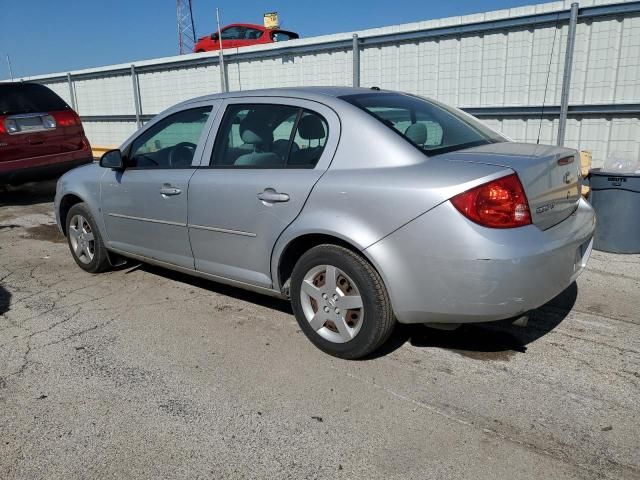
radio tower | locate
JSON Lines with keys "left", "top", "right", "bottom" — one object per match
{"left": 177, "top": 0, "right": 196, "bottom": 54}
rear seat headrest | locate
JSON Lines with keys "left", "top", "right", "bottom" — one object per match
{"left": 404, "top": 122, "right": 428, "bottom": 145}
{"left": 298, "top": 115, "right": 326, "bottom": 140}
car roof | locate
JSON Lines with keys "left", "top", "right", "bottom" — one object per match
{"left": 223, "top": 23, "right": 298, "bottom": 33}
{"left": 181, "top": 86, "right": 388, "bottom": 108}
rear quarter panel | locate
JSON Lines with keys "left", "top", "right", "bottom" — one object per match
{"left": 271, "top": 103, "right": 510, "bottom": 290}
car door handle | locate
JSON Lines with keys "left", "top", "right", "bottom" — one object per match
{"left": 160, "top": 185, "right": 182, "bottom": 196}
{"left": 257, "top": 188, "right": 290, "bottom": 203}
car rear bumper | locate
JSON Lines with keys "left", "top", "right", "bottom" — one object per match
{"left": 0, "top": 150, "right": 93, "bottom": 185}
{"left": 365, "top": 197, "right": 596, "bottom": 324}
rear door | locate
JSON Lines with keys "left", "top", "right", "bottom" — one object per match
{"left": 0, "top": 83, "right": 85, "bottom": 163}
{"left": 188, "top": 97, "right": 339, "bottom": 288}
{"left": 100, "top": 101, "right": 219, "bottom": 267}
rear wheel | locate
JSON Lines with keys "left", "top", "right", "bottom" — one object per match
{"left": 290, "top": 244, "right": 395, "bottom": 359}
{"left": 66, "top": 203, "right": 111, "bottom": 273}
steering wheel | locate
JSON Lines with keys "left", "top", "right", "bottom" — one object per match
{"left": 168, "top": 142, "right": 197, "bottom": 167}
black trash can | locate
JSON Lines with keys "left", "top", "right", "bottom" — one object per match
{"left": 588, "top": 170, "right": 640, "bottom": 253}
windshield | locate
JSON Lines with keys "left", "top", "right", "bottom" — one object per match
{"left": 340, "top": 93, "right": 506, "bottom": 156}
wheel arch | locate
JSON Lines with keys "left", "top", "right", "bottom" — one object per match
{"left": 274, "top": 231, "right": 385, "bottom": 295}
{"left": 58, "top": 193, "right": 85, "bottom": 235}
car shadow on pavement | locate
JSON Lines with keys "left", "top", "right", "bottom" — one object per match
{"left": 0, "top": 180, "right": 57, "bottom": 207}
{"left": 130, "top": 262, "right": 577, "bottom": 361}
{"left": 371, "top": 282, "right": 578, "bottom": 361}
{"left": 0, "top": 284, "right": 11, "bottom": 317}
{"left": 137, "top": 264, "right": 293, "bottom": 314}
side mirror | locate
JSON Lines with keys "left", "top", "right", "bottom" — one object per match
{"left": 99, "top": 149, "right": 124, "bottom": 169}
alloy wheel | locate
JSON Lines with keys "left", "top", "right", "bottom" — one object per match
{"left": 68, "top": 214, "right": 95, "bottom": 265}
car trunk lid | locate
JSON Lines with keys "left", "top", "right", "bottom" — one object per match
{"left": 443, "top": 142, "right": 581, "bottom": 230}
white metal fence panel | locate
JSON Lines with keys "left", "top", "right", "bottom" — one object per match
{"left": 12, "top": 0, "right": 640, "bottom": 168}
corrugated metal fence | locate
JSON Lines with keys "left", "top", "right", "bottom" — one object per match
{"left": 14, "top": 0, "right": 640, "bottom": 167}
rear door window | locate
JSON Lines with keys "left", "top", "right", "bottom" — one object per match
{"left": 0, "top": 83, "right": 69, "bottom": 115}
{"left": 211, "top": 104, "right": 328, "bottom": 169}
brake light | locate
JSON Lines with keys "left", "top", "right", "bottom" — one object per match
{"left": 0, "top": 116, "right": 5, "bottom": 134}
{"left": 450, "top": 173, "right": 532, "bottom": 228}
{"left": 51, "top": 110, "right": 80, "bottom": 127}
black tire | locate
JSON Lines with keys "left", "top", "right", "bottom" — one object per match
{"left": 290, "top": 244, "right": 395, "bottom": 359}
{"left": 65, "top": 202, "right": 111, "bottom": 273}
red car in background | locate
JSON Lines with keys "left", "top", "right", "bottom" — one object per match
{"left": 194, "top": 23, "right": 299, "bottom": 52}
{"left": 0, "top": 82, "right": 92, "bottom": 185}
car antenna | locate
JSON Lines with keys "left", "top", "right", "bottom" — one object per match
{"left": 537, "top": 12, "right": 561, "bottom": 145}
{"left": 370, "top": 86, "right": 380, "bottom": 91}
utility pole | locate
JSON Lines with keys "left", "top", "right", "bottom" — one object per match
{"left": 216, "top": 7, "right": 228, "bottom": 92}
{"left": 557, "top": 2, "right": 579, "bottom": 146}
{"left": 6, "top": 55, "right": 14, "bottom": 81}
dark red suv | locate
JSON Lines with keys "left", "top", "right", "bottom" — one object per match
{"left": 0, "top": 82, "right": 92, "bottom": 185}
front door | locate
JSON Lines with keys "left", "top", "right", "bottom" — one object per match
{"left": 101, "top": 104, "right": 216, "bottom": 268}
{"left": 188, "top": 99, "right": 339, "bottom": 288}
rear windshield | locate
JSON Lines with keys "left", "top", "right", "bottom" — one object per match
{"left": 0, "top": 83, "right": 70, "bottom": 116}
{"left": 340, "top": 93, "right": 505, "bottom": 156}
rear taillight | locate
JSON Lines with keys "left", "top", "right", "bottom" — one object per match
{"left": 51, "top": 110, "right": 80, "bottom": 127}
{"left": 450, "top": 173, "right": 532, "bottom": 228}
{"left": 0, "top": 116, "right": 5, "bottom": 134}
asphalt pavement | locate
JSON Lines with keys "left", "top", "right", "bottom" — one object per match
{"left": 1, "top": 181, "right": 639, "bottom": 479}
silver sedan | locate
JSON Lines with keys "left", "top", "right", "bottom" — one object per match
{"left": 55, "top": 87, "right": 595, "bottom": 359}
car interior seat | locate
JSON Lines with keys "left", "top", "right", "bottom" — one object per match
{"left": 289, "top": 115, "right": 326, "bottom": 167}
{"left": 234, "top": 115, "right": 281, "bottom": 167}
{"left": 404, "top": 122, "right": 428, "bottom": 147}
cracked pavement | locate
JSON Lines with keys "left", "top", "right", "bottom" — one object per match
{"left": 1, "top": 181, "right": 639, "bottom": 479}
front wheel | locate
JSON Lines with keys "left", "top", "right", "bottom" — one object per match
{"left": 290, "top": 244, "right": 395, "bottom": 359}
{"left": 66, "top": 203, "right": 111, "bottom": 273}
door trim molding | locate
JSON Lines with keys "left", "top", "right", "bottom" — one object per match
{"left": 108, "top": 247, "right": 283, "bottom": 298}
{"left": 108, "top": 212, "right": 187, "bottom": 227}
{"left": 188, "top": 224, "right": 257, "bottom": 237}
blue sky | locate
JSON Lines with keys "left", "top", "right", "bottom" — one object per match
{"left": 2, "top": 0, "right": 540, "bottom": 78}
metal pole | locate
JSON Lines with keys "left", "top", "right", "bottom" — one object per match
{"left": 216, "top": 8, "right": 228, "bottom": 93}
{"left": 352, "top": 34, "right": 360, "bottom": 88}
{"left": 557, "top": 2, "right": 579, "bottom": 146}
{"left": 131, "top": 65, "right": 142, "bottom": 128}
{"left": 66, "top": 73, "right": 77, "bottom": 111}
{"left": 6, "top": 55, "right": 13, "bottom": 81}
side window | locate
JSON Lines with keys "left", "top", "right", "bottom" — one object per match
{"left": 221, "top": 26, "right": 244, "bottom": 40}
{"left": 244, "top": 28, "right": 263, "bottom": 40}
{"left": 128, "top": 107, "right": 211, "bottom": 169}
{"left": 288, "top": 111, "right": 328, "bottom": 168}
{"left": 271, "top": 31, "right": 297, "bottom": 42}
{"left": 211, "top": 104, "right": 329, "bottom": 169}
{"left": 211, "top": 104, "right": 298, "bottom": 168}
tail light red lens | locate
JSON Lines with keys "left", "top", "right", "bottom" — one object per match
{"left": 450, "top": 173, "right": 532, "bottom": 228}
{"left": 0, "top": 116, "right": 6, "bottom": 134}
{"left": 51, "top": 110, "right": 80, "bottom": 127}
